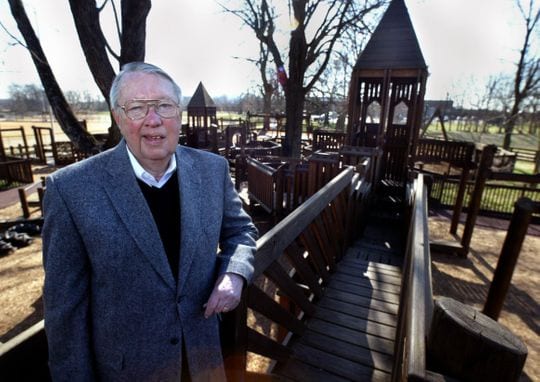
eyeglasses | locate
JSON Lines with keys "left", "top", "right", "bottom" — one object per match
{"left": 119, "top": 99, "right": 180, "bottom": 120}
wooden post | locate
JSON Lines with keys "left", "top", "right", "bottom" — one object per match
{"left": 460, "top": 144, "right": 496, "bottom": 256}
{"left": 483, "top": 198, "right": 536, "bottom": 320}
{"left": 235, "top": 155, "right": 246, "bottom": 191}
{"left": 18, "top": 188, "right": 30, "bottom": 218}
{"left": 0, "top": 129, "right": 5, "bottom": 161}
{"left": 274, "top": 166, "right": 284, "bottom": 220}
{"left": 19, "top": 126, "right": 30, "bottom": 159}
{"left": 450, "top": 166, "right": 471, "bottom": 234}
{"left": 428, "top": 297, "right": 527, "bottom": 382}
{"left": 37, "top": 187, "right": 45, "bottom": 216}
{"left": 221, "top": 291, "right": 248, "bottom": 382}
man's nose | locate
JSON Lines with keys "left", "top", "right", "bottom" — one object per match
{"left": 144, "top": 105, "right": 162, "bottom": 125}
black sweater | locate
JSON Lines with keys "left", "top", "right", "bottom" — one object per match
{"left": 137, "top": 173, "right": 181, "bottom": 281}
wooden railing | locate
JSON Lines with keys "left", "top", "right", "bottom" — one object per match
{"left": 0, "top": 127, "right": 31, "bottom": 161}
{"left": 222, "top": 166, "right": 368, "bottom": 380}
{"left": 246, "top": 153, "right": 348, "bottom": 218}
{"left": 312, "top": 130, "right": 347, "bottom": 152}
{"left": 0, "top": 321, "right": 49, "bottom": 380}
{"left": 511, "top": 147, "right": 539, "bottom": 164}
{"left": 415, "top": 138, "right": 475, "bottom": 168}
{"left": 246, "top": 157, "right": 285, "bottom": 215}
{"left": 0, "top": 159, "right": 34, "bottom": 184}
{"left": 392, "top": 173, "right": 435, "bottom": 381}
{"left": 428, "top": 172, "right": 540, "bottom": 218}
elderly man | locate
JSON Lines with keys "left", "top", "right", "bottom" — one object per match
{"left": 42, "top": 62, "right": 258, "bottom": 381}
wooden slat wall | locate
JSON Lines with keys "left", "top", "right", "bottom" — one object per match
{"left": 223, "top": 167, "right": 365, "bottom": 379}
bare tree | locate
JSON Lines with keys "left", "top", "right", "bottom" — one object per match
{"left": 7, "top": 0, "right": 99, "bottom": 154}
{"left": 502, "top": 0, "right": 540, "bottom": 149}
{"left": 68, "top": 0, "right": 151, "bottom": 145}
{"left": 8, "top": 84, "right": 46, "bottom": 114}
{"left": 6, "top": 0, "right": 151, "bottom": 151}
{"left": 68, "top": 0, "right": 151, "bottom": 102}
{"left": 223, "top": 0, "right": 384, "bottom": 157}
{"left": 236, "top": 40, "right": 280, "bottom": 130}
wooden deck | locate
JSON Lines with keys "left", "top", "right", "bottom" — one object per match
{"left": 273, "top": 203, "right": 405, "bottom": 382}
{"left": 274, "top": 253, "right": 401, "bottom": 381}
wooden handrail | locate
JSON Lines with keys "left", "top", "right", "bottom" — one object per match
{"left": 393, "top": 173, "right": 434, "bottom": 381}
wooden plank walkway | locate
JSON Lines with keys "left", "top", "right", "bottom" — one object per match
{"left": 273, "top": 246, "right": 403, "bottom": 381}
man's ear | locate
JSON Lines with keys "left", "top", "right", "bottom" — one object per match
{"left": 112, "top": 109, "right": 122, "bottom": 128}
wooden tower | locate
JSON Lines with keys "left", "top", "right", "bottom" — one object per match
{"left": 346, "top": 0, "right": 427, "bottom": 183}
{"left": 186, "top": 82, "right": 218, "bottom": 151}
{"left": 187, "top": 81, "right": 217, "bottom": 128}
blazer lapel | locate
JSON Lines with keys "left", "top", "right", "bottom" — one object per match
{"left": 176, "top": 146, "right": 203, "bottom": 295}
{"left": 101, "top": 142, "right": 176, "bottom": 292}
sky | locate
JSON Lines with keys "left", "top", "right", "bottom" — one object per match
{"left": 0, "top": 0, "right": 535, "bottom": 106}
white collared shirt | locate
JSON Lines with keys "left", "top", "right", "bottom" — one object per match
{"left": 126, "top": 147, "right": 177, "bottom": 188}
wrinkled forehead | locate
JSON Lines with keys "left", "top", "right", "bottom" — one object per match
{"left": 118, "top": 72, "right": 177, "bottom": 104}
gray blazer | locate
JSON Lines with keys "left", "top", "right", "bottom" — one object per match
{"left": 42, "top": 141, "right": 257, "bottom": 381}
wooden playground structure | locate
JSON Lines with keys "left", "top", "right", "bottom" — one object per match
{"left": 1, "top": 0, "right": 538, "bottom": 380}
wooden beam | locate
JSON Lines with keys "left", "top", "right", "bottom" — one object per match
{"left": 460, "top": 145, "right": 497, "bottom": 256}
{"left": 483, "top": 198, "right": 537, "bottom": 320}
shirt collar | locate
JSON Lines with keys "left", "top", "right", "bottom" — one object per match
{"left": 126, "top": 146, "right": 177, "bottom": 188}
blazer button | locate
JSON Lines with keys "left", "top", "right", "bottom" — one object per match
{"left": 170, "top": 337, "right": 180, "bottom": 345}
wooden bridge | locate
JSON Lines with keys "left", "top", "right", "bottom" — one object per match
{"left": 219, "top": 158, "right": 437, "bottom": 381}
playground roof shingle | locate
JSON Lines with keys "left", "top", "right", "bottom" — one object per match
{"left": 187, "top": 82, "right": 216, "bottom": 108}
{"left": 355, "top": 0, "right": 426, "bottom": 70}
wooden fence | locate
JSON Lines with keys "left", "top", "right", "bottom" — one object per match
{"left": 312, "top": 130, "right": 347, "bottom": 152}
{"left": 511, "top": 147, "right": 539, "bottom": 163}
{"left": 245, "top": 150, "right": 370, "bottom": 219}
{"left": 0, "top": 159, "right": 34, "bottom": 184}
{"left": 429, "top": 172, "right": 540, "bottom": 219}
{"left": 246, "top": 157, "right": 286, "bottom": 215}
{"left": 415, "top": 138, "right": 475, "bottom": 167}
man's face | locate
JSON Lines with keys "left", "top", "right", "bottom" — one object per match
{"left": 113, "top": 72, "right": 181, "bottom": 173}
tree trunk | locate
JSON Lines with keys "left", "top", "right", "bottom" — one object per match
{"left": 120, "top": 0, "right": 151, "bottom": 65}
{"left": 68, "top": 1, "right": 116, "bottom": 104}
{"left": 283, "top": 84, "right": 305, "bottom": 158}
{"left": 503, "top": 105, "right": 520, "bottom": 150}
{"left": 262, "top": 83, "right": 273, "bottom": 131}
{"left": 283, "top": 4, "right": 308, "bottom": 158}
{"left": 8, "top": 0, "right": 99, "bottom": 154}
{"left": 68, "top": 0, "right": 120, "bottom": 147}
{"left": 69, "top": 0, "right": 151, "bottom": 148}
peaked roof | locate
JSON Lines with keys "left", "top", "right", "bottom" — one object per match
{"left": 355, "top": 0, "right": 426, "bottom": 70}
{"left": 187, "top": 82, "right": 216, "bottom": 108}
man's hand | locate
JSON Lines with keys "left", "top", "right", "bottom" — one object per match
{"left": 204, "top": 273, "right": 244, "bottom": 318}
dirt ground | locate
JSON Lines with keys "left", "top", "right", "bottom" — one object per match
{"left": 0, "top": 200, "right": 538, "bottom": 381}
{"left": 428, "top": 209, "right": 539, "bottom": 382}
